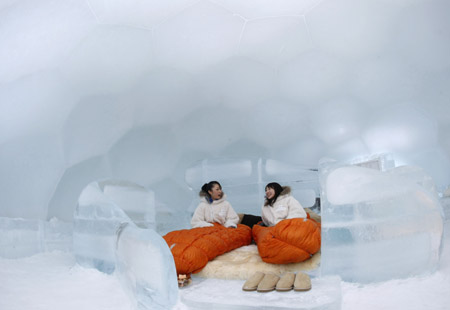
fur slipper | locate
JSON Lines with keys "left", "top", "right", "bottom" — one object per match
{"left": 294, "top": 272, "right": 311, "bottom": 291}
{"left": 276, "top": 272, "right": 295, "bottom": 291}
{"left": 257, "top": 273, "right": 280, "bottom": 292}
{"left": 242, "top": 272, "right": 265, "bottom": 291}
{"left": 177, "top": 274, "right": 192, "bottom": 288}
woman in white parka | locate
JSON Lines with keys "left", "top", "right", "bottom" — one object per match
{"left": 191, "top": 181, "right": 239, "bottom": 228}
{"left": 261, "top": 182, "right": 307, "bottom": 227}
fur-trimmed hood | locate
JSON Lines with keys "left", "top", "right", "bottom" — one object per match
{"left": 280, "top": 186, "right": 291, "bottom": 196}
{"left": 264, "top": 186, "right": 291, "bottom": 206}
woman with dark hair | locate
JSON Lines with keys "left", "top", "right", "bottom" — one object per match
{"left": 165, "top": 181, "right": 252, "bottom": 281}
{"left": 261, "top": 182, "right": 307, "bottom": 226}
{"left": 191, "top": 181, "right": 239, "bottom": 228}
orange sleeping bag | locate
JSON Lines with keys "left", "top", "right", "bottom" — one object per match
{"left": 163, "top": 223, "right": 252, "bottom": 275}
{"left": 252, "top": 217, "right": 321, "bottom": 264}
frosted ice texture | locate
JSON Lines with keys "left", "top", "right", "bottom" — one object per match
{"left": 127, "top": 67, "right": 202, "bottom": 126}
{"left": 73, "top": 180, "right": 178, "bottom": 310}
{"left": 62, "top": 95, "right": 134, "bottom": 166}
{"left": 2, "top": 0, "right": 450, "bottom": 227}
{"left": 153, "top": 1, "right": 244, "bottom": 72}
{"left": 363, "top": 105, "right": 438, "bottom": 154}
{"left": 86, "top": 0, "right": 198, "bottom": 29}
{"left": 0, "top": 72, "right": 76, "bottom": 145}
{"left": 185, "top": 158, "right": 319, "bottom": 215}
{"left": 320, "top": 160, "right": 444, "bottom": 283}
{"left": 441, "top": 196, "right": 450, "bottom": 244}
{"left": 0, "top": 0, "right": 96, "bottom": 84}
{"left": 0, "top": 217, "right": 72, "bottom": 259}
{"left": 199, "top": 58, "right": 277, "bottom": 110}
{"left": 100, "top": 180, "right": 156, "bottom": 229}
{"left": 279, "top": 51, "right": 347, "bottom": 103}
{"left": 0, "top": 134, "right": 65, "bottom": 219}
{"left": 211, "top": 0, "right": 320, "bottom": 20}
{"left": 243, "top": 100, "right": 309, "bottom": 149}
{"left": 307, "top": 0, "right": 392, "bottom": 58}
{"left": 239, "top": 17, "right": 312, "bottom": 67}
{"left": 74, "top": 180, "right": 155, "bottom": 272}
{"left": 108, "top": 127, "right": 182, "bottom": 186}
{"left": 308, "top": 98, "right": 365, "bottom": 146}
{"left": 60, "top": 25, "right": 155, "bottom": 95}
{"left": 115, "top": 224, "right": 178, "bottom": 310}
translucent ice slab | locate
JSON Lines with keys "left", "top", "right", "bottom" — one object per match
{"left": 73, "top": 180, "right": 178, "bottom": 310}
{"left": 0, "top": 217, "right": 72, "bottom": 259}
{"left": 73, "top": 179, "right": 155, "bottom": 272}
{"left": 440, "top": 196, "right": 450, "bottom": 238}
{"left": 180, "top": 276, "right": 342, "bottom": 310}
{"left": 320, "top": 160, "right": 444, "bottom": 283}
{"left": 116, "top": 223, "right": 178, "bottom": 310}
{"left": 81, "top": 179, "right": 156, "bottom": 229}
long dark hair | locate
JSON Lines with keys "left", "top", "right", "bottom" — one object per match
{"left": 264, "top": 182, "right": 284, "bottom": 206}
{"left": 200, "top": 181, "right": 222, "bottom": 201}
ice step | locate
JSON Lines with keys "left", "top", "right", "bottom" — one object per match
{"left": 179, "top": 276, "right": 341, "bottom": 310}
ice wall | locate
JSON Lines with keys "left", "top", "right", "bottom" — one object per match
{"left": 1, "top": 0, "right": 450, "bottom": 251}
{"left": 73, "top": 179, "right": 155, "bottom": 272}
{"left": 73, "top": 180, "right": 178, "bottom": 310}
{"left": 185, "top": 158, "right": 319, "bottom": 215}
{"left": 0, "top": 217, "right": 72, "bottom": 259}
{"left": 320, "top": 159, "right": 444, "bottom": 283}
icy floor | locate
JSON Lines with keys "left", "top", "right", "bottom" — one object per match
{"left": 0, "top": 252, "right": 133, "bottom": 310}
{"left": 178, "top": 275, "right": 341, "bottom": 310}
{"left": 1, "top": 236, "right": 450, "bottom": 310}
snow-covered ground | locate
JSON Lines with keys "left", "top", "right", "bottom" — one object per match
{"left": 2, "top": 231, "right": 449, "bottom": 310}
{"left": 0, "top": 252, "right": 132, "bottom": 310}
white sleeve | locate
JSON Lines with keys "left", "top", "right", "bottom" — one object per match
{"left": 191, "top": 203, "right": 214, "bottom": 228}
{"left": 286, "top": 197, "right": 307, "bottom": 219}
{"left": 223, "top": 202, "right": 239, "bottom": 228}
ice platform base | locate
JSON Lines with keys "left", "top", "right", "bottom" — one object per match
{"left": 180, "top": 276, "right": 341, "bottom": 310}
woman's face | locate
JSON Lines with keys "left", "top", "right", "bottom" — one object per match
{"left": 208, "top": 184, "right": 223, "bottom": 200}
{"left": 265, "top": 186, "right": 275, "bottom": 200}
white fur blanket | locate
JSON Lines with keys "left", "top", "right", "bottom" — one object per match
{"left": 195, "top": 244, "right": 320, "bottom": 280}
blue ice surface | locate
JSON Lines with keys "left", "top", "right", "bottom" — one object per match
{"left": 73, "top": 180, "right": 178, "bottom": 310}
{"left": 319, "top": 157, "right": 444, "bottom": 283}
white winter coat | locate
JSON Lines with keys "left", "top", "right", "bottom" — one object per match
{"left": 261, "top": 187, "right": 307, "bottom": 227}
{"left": 191, "top": 194, "right": 239, "bottom": 228}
